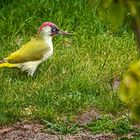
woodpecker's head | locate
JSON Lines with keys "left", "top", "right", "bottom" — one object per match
{"left": 38, "top": 22, "right": 69, "bottom": 38}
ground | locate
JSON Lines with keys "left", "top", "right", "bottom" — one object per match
{"left": 1, "top": 108, "right": 140, "bottom": 140}
{"left": 0, "top": 121, "right": 138, "bottom": 140}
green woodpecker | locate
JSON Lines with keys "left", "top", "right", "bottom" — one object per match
{"left": 0, "top": 22, "right": 69, "bottom": 76}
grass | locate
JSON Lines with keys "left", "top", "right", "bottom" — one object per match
{"left": 86, "top": 115, "right": 136, "bottom": 135}
{"left": 86, "top": 115, "right": 140, "bottom": 139}
{"left": 0, "top": 0, "right": 139, "bottom": 136}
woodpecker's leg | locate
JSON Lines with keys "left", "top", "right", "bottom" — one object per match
{"left": 27, "top": 66, "right": 38, "bottom": 76}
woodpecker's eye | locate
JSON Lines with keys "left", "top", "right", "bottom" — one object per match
{"left": 52, "top": 28, "right": 57, "bottom": 32}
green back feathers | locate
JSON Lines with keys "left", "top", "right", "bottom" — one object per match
{"left": 6, "top": 38, "right": 48, "bottom": 63}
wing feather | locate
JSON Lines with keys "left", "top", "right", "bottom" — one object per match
{"left": 6, "top": 38, "right": 48, "bottom": 63}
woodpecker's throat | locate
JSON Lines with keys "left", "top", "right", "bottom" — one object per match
{"left": 38, "top": 27, "right": 53, "bottom": 47}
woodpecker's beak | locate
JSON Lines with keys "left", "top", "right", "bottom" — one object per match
{"left": 58, "top": 30, "right": 70, "bottom": 35}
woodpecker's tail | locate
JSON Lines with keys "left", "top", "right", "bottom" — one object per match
{"left": 0, "top": 60, "right": 17, "bottom": 68}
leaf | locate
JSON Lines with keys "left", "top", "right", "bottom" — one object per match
{"left": 135, "top": 1, "right": 140, "bottom": 19}
{"left": 119, "top": 61, "right": 140, "bottom": 121}
{"left": 98, "top": 0, "right": 113, "bottom": 21}
{"left": 99, "top": 0, "right": 113, "bottom": 9}
{"left": 119, "top": 61, "right": 140, "bottom": 104}
{"left": 109, "top": 1, "right": 127, "bottom": 30}
{"left": 98, "top": 0, "right": 127, "bottom": 30}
